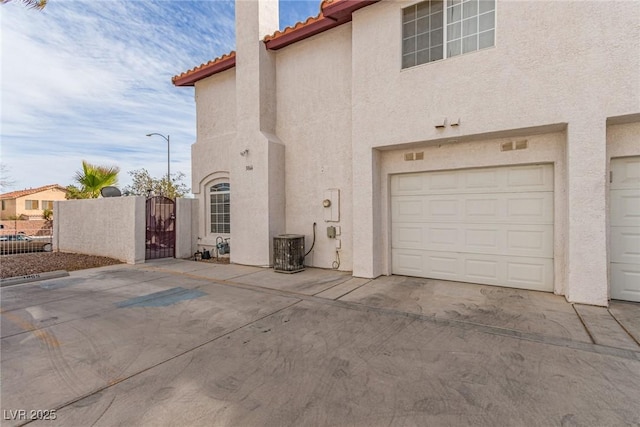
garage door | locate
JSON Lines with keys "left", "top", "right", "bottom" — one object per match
{"left": 610, "top": 157, "right": 640, "bottom": 302}
{"left": 391, "top": 164, "right": 554, "bottom": 291}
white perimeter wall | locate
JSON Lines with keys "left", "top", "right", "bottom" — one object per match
{"left": 54, "top": 197, "right": 146, "bottom": 264}
{"left": 175, "top": 198, "right": 199, "bottom": 259}
{"left": 54, "top": 197, "right": 198, "bottom": 263}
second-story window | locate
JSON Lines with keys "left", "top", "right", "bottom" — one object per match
{"left": 402, "top": 0, "right": 495, "bottom": 69}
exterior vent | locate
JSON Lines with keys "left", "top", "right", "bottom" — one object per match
{"left": 501, "top": 140, "right": 529, "bottom": 152}
{"left": 515, "top": 140, "right": 528, "bottom": 150}
{"left": 415, "top": 152, "right": 424, "bottom": 160}
{"left": 404, "top": 153, "right": 415, "bottom": 161}
{"left": 273, "top": 234, "right": 305, "bottom": 273}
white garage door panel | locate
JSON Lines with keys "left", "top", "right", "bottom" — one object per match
{"left": 392, "top": 223, "right": 553, "bottom": 257}
{"left": 392, "top": 164, "right": 553, "bottom": 195}
{"left": 392, "top": 193, "right": 553, "bottom": 224}
{"left": 610, "top": 190, "right": 640, "bottom": 227}
{"left": 611, "top": 156, "right": 640, "bottom": 302}
{"left": 392, "top": 249, "right": 553, "bottom": 291}
{"left": 610, "top": 227, "right": 640, "bottom": 265}
{"left": 611, "top": 157, "right": 640, "bottom": 189}
{"left": 611, "top": 264, "right": 640, "bottom": 301}
{"left": 391, "top": 164, "right": 554, "bottom": 292}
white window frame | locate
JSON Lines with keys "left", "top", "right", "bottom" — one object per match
{"left": 209, "top": 182, "right": 230, "bottom": 235}
{"left": 402, "top": 0, "right": 496, "bottom": 69}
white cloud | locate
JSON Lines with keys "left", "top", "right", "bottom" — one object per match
{"left": 0, "top": 0, "right": 316, "bottom": 192}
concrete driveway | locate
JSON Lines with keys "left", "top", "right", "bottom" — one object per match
{"left": 1, "top": 259, "right": 639, "bottom": 426}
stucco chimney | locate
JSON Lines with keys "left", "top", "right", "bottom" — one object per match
{"left": 235, "top": 0, "right": 278, "bottom": 134}
{"left": 231, "top": 0, "right": 285, "bottom": 267}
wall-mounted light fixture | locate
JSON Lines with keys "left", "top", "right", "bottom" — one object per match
{"left": 240, "top": 149, "right": 249, "bottom": 156}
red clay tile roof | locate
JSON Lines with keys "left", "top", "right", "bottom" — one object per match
{"left": 264, "top": 0, "right": 379, "bottom": 50}
{"left": 173, "top": 0, "right": 379, "bottom": 86}
{"left": 263, "top": 12, "right": 327, "bottom": 44}
{"left": 0, "top": 184, "right": 68, "bottom": 200}
{"left": 173, "top": 51, "right": 236, "bottom": 87}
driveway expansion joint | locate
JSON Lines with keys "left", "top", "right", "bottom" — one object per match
{"left": 143, "top": 266, "right": 640, "bottom": 362}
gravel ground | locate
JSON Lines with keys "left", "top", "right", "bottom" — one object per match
{"left": 0, "top": 252, "right": 122, "bottom": 279}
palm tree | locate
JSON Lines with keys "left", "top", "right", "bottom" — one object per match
{"left": 74, "top": 160, "right": 120, "bottom": 198}
{"left": 0, "top": 0, "right": 48, "bottom": 10}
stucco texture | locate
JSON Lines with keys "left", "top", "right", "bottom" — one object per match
{"left": 54, "top": 197, "right": 145, "bottom": 264}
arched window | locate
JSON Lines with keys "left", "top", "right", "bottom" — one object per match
{"left": 209, "top": 183, "right": 230, "bottom": 234}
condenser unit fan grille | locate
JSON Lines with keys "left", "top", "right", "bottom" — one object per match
{"left": 273, "top": 234, "right": 305, "bottom": 273}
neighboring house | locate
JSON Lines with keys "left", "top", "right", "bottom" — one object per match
{"left": 0, "top": 184, "right": 68, "bottom": 220}
{"left": 173, "top": 0, "right": 640, "bottom": 306}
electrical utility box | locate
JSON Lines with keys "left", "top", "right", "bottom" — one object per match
{"left": 273, "top": 234, "right": 305, "bottom": 274}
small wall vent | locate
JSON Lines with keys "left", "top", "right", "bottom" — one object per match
{"left": 515, "top": 140, "right": 528, "bottom": 150}
{"left": 501, "top": 142, "right": 514, "bottom": 151}
{"left": 404, "top": 152, "right": 424, "bottom": 161}
{"left": 273, "top": 234, "right": 305, "bottom": 273}
{"left": 501, "top": 140, "right": 528, "bottom": 152}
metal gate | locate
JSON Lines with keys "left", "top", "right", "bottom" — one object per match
{"left": 145, "top": 196, "right": 176, "bottom": 260}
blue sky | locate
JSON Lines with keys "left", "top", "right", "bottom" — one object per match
{"left": 0, "top": 0, "right": 319, "bottom": 193}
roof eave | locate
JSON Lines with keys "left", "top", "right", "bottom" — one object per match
{"left": 173, "top": 56, "right": 236, "bottom": 87}
{"left": 322, "top": 0, "right": 380, "bottom": 21}
{"left": 172, "top": 0, "right": 380, "bottom": 85}
{"left": 264, "top": 16, "right": 343, "bottom": 50}
{"left": 264, "top": 0, "right": 380, "bottom": 50}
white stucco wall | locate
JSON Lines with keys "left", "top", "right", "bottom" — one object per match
{"left": 54, "top": 197, "right": 145, "bottom": 264}
{"left": 175, "top": 198, "right": 199, "bottom": 259}
{"left": 275, "top": 24, "right": 354, "bottom": 270}
{"left": 192, "top": 70, "right": 236, "bottom": 249}
{"left": 607, "top": 119, "right": 640, "bottom": 160}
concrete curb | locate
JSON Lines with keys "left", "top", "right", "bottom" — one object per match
{"left": 0, "top": 270, "right": 69, "bottom": 287}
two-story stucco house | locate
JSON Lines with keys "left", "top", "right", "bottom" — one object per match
{"left": 0, "top": 184, "right": 68, "bottom": 220}
{"left": 173, "top": 0, "right": 640, "bottom": 306}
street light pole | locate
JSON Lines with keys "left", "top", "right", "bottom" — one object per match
{"left": 146, "top": 133, "right": 170, "bottom": 185}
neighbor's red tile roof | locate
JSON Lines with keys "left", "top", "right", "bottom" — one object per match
{"left": 0, "top": 184, "right": 68, "bottom": 200}
{"left": 173, "top": 0, "right": 379, "bottom": 87}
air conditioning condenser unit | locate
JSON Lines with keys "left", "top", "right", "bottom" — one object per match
{"left": 273, "top": 234, "right": 305, "bottom": 273}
